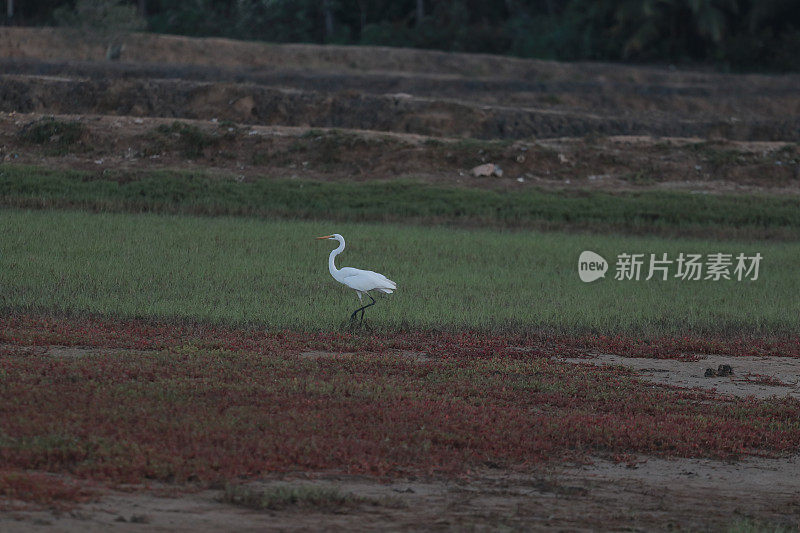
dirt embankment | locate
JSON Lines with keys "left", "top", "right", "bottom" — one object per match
{"left": 0, "top": 29, "right": 798, "bottom": 193}
{"left": 4, "top": 74, "right": 800, "bottom": 141}
{"left": 1, "top": 28, "right": 800, "bottom": 141}
{"left": 2, "top": 112, "right": 798, "bottom": 196}
{"left": 1, "top": 29, "right": 799, "bottom": 194}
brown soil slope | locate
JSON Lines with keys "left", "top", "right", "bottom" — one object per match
{"left": 1, "top": 28, "right": 799, "bottom": 194}
{"left": 2, "top": 28, "right": 800, "bottom": 141}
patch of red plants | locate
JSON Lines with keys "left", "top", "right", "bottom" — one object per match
{"left": 2, "top": 313, "right": 798, "bottom": 360}
{"left": 1, "top": 313, "right": 799, "bottom": 495}
{"left": 0, "top": 470, "right": 93, "bottom": 510}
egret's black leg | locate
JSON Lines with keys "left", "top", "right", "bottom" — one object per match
{"left": 349, "top": 293, "right": 376, "bottom": 325}
{"left": 349, "top": 295, "right": 365, "bottom": 323}
{"left": 360, "top": 294, "right": 376, "bottom": 325}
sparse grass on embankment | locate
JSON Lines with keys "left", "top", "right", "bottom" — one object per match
{"left": 1, "top": 209, "right": 797, "bottom": 336}
{"left": 1, "top": 165, "right": 799, "bottom": 240}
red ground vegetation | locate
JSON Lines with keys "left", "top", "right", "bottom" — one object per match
{"left": 3, "top": 314, "right": 798, "bottom": 360}
{"left": 1, "top": 313, "right": 799, "bottom": 501}
{"left": 0, "top": 470, "right": 94, "bottom": 510}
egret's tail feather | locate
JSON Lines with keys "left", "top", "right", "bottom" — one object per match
{"left": 372, "top": 274, "right": 396, "bottom": 288}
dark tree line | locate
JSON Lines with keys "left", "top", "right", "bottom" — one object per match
{"left": 5, "top": 0, "right": 800, "bottom": 71}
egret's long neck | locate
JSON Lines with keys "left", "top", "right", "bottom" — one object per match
{"left": 328, "top": 238, "right": 345, "bottom": 278}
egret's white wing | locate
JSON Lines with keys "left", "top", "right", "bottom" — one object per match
{"left": 340, "top": 267, "right": 397, "bottom": 293}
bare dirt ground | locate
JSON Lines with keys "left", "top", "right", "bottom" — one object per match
{"left": 564, "top": 353, "right": 800, "bottom": 400}
{"left": 3, "top": 456, "right": 798, "bottom": 531}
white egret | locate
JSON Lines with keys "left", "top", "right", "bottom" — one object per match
{"left": 316, "top": 234, "right": 397, "bottom": 323}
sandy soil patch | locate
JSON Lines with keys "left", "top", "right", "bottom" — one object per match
{"left": 563, "top": 353, "right": 800, "bottom": 399}
{"left": 2, "top": 455, "right": 798, "bottom": 532}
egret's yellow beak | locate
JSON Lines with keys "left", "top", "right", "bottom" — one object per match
{"left": 315, "top": 235, "right": 334, "bottom": 240}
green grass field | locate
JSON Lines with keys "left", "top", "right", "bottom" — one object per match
{"left": 1, "top": 208, "right": 796, "bottom": 335}
{"left": 2, "top": 164, "right": 800, "bottom": 239}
